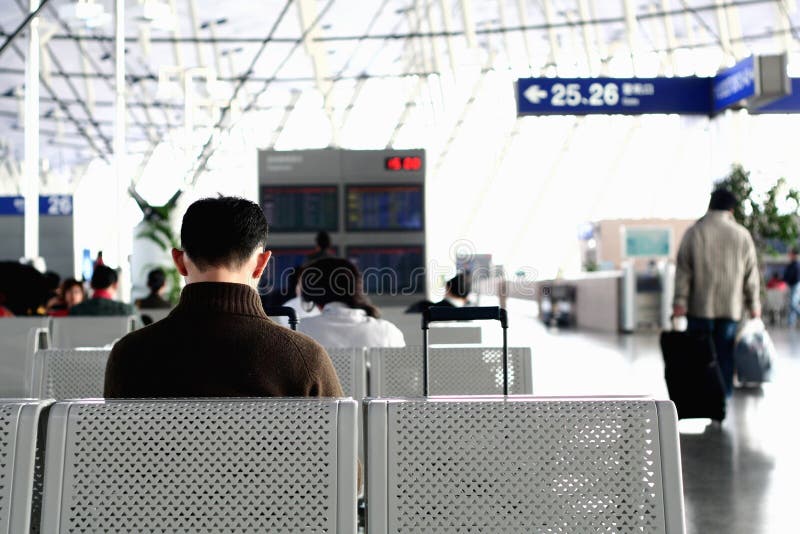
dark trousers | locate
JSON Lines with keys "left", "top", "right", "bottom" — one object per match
{"left": 687, "top": 317, "right": 738, "bottom": 397}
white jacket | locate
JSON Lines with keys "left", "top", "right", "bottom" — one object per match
{"left": 298, "top": 302, "right": 406, "bottom": 349}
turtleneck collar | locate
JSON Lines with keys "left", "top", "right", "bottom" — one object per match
{"left": 174, "top": 282, "right": 267, "bottom": 318}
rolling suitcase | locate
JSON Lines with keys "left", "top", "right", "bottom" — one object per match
{"left": 262, "top": 305, "right": 299, "bottom": 331}
{"left": 421, "top": 306, "right": 509, "bottom": 396}
{"left": 660, "top": 328, "right": 726, "bottom": 421}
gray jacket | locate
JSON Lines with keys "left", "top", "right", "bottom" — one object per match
{"left": 673, "top": 210, "right": 760, "bottom": 321}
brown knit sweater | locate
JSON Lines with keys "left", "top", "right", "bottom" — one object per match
{"left": 104, "top": 282, "right": 344, "bottom": 399}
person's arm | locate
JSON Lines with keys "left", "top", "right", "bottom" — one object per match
{"left": 673, "top": 229, "right": 693, "bottom": 317}
{"left": 743, "top": 234, "right": 761, "bottom": 318}
{"left": 103, "top": 341, "right": 127, "bottom": 397}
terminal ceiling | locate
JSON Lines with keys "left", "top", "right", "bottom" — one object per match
{"left": 0, "top": 0, "right": 797, "bottom": 181}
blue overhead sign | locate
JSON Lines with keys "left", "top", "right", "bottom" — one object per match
{"left": 753, "top": 78, "right": 800, "bottom": 113}
{"left": 0, "top": 195, "right": 73, "bottom": 216}
{"left": 0, "top": 196, "right": 25, "bottom": 216}
{"left": 517, "top": 77, "right": 712, "bottom": 116}
{"left": 39, "top": 195, "right": 73, "bottom": 216}
{"left": 712, "top": 56, "right": 757, "bottom": 112}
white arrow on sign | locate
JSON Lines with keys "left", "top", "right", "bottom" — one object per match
{"left": 523, "top": 85, "right": 549, "bottom": 104}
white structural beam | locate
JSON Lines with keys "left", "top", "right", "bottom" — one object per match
{"left": 439, "top": 0, "right": 458, "bottom": 74}
{"left": 660, "top": 0, "right": 678, "bottom": 74}
{"left": 186, "top": 0, "right": 206, "bottom": 68}
{"left": 578, "top": 0, "right": 599, "bottom": 75}
{"left": 114, "top": 0, "right": 131, "bottom": 297}
{"left": 714, "top": 0, "right": 734, "bottom": 62}
{"left": 621, "top": 0, "right": 639, "bottom": 72}
{"left": 169, "top": 0, "right": 184, "bottom": 68}
{"left": 515, "top": 0, "right": 534, "bottom": 72}
{"left": 297, "top": 0, "right": 338, "bottom": 146}
{"left": 459, "top": 0, "right": 476, "bottom": 49}
{"left": 542, "top": 0, "right": 561, "bottom": 70}
{"left": 24, "top": 0, "right": 40, "bottom": 260}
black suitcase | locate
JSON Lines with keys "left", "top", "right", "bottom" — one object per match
{"left": 660, "top": 329, "right": 726, "bottom": 421}
{"left": 262, "top": 305, "right": 299, "bottom": 330}
{"left": 421, "top": 306, "right": 509, "bottom": 396}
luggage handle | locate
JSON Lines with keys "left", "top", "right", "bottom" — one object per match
{"left": 422, "top": 306, "right": 508, "bottom": 329}
{"left": 421, "top": 306, "right": 509, "bottom": 396}
{"left": 263, "top": 306, "right": 299, "bottom": 330}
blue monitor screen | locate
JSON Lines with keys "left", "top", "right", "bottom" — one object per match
{"left": 347, "top": 246, "right": 425, "bottom": 295}
{"left": 260, "top": 247, "right": 316, "bottom": 294}
{"left": 346, "top": 184, "right": 424, "bottom": 231}
{"left": 261, "top": 185, "right": 339, "bottom": 232}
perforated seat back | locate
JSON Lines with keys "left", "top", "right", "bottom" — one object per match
{"left": 30, "top": 349, "right": 110, "bottom": 399}
{"left": 368, "top": 346, "right": 532, "bottom": 397}
{"left": 0, "top": 400, "right": 49, "bottom": 534}
{"left": 0, "top": 318, "right": 50, "bottom": 396}
{"left": 324, "top": 347, "right": 367, "bottom": 399}
{"left": 367, "top": 398, "right": 685, "bottom": 534}
{"left": 41, "top": 398, "right": 358, "bottom": 533}
{"left": 50, "top": 316, "right": 136, "bottom": 349}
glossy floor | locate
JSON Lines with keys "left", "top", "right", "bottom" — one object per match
{"left": 500, "top": 304, "right": 797, "bottom": 534}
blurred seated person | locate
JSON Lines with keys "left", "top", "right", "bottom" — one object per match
{"left": 0, "top": 291, "right": 13, "bottom": 317}
{"left": 298, "top": 258, "right": 405, "bottom": 348}
{"left": 432, "top": 272, "right": 472, "bottom": 308}
{"left": 136, "top": 268, "right": 172, "bottom": 309}
{"left": 766, "top": 273, "right": 788, "bottom": 291}
{"left": 305, "top": 230, "right": 334, "bottom": 264}
{"left": 47, "top": 278, "right": 86, "bottom": 317}
{"left": 69, "top": 266, "right": 135, "bottom": 316}
{"left": 104, "top": 196, "right": 344, "bottom": 399}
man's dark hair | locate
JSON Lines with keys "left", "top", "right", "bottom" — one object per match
{"left": 445, "top": 272, "right": 472, "bottom": 300}
{"left": 146, "top": 268, "right": 166, "bottom": 293}
{"left": 791, "top": 247, "right": 799, "bottom": 256}
{"left": 709, "top": 188, "right": 738, "bottom": 211}
{"left": 181, "top": 196, "right": 268, "bottom": 270}
{"left": 91, "top": 265, "right": 118, "bottom": 290}
{"left": 315, "top": 230, "right": 331, "bottom": 250}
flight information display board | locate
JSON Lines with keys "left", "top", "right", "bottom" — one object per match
{"left": 259, "top": 247, "right": 341, "bottom": 292}
{"left": 346, "top": 184, "right": 424, "bottom": 231}
{"left": 347, "top": 246, "right": 425, "bottom": 294}
{"left": 260, "top": 185, "right": 339, "bottom": 232}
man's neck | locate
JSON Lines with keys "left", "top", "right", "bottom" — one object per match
{"left": 185, "top": 270, "right": 255, "bottom": 287}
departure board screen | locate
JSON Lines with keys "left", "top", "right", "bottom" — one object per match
{"left": 260, "top": 185, "right": 339, "bottom": 232}
{"left": 347, "top": 246, "right": 425, "bottom": 294}
{"left": 259, "top": 247, "right": 340, "bottom": 293}
{"left": 346, "top": 184, "right": 424, "bottom": 231}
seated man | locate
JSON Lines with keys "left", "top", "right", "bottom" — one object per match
{"left": 433, "top": 272, "right": 472, "bottom": 308}
{"left": 70, "top": 265, "right": 135, "bottom": 316}
{"left": 135, "top": 268, "right": 173, "bottom": 309}
{"left": 104, "top": 196, "right": 343, "bottom": 399}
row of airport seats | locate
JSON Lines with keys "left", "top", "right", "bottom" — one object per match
{"left": 0, "top": 396, "right": 685, "bottom": 533}
{"left": 26, "top": 345, "right": 533, "bottom": 400}
{"left": 0, "top": 316, "right": 139, "bottom": 397}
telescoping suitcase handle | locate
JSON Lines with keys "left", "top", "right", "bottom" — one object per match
{"left": 421, "top": 306, "right": 509, "bottom": 396}
{"left": 263, "top": 306, "right": 299, "bottom": 330}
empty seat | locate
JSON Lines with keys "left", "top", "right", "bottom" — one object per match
{"left": 368, "top": 346, "right": 533, "bottom": 397}
{"left": 0, "top": 317, "right": 49, "bottom": 397}
{"left": 41, "top": 398, "right": 358, "bottom": 533}
{"left": 324, "top": 347, "right": 367, "bottom": 399}
{"left": 0, "top": 399, "right": 50, "bottom": 533}
{"left": 367, "top": 397, "right": 685, "bottom": 533}
{"left": 30, "top": 349, "right": 110, "bottom": 399}
{"left": 50, "top": 316, "right": 138, "bottom": 349}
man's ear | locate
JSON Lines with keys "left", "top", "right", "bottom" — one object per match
{"left": 172, "top": 248, "right": 189, "bottom": 276}
{"left": 252, "top": 250, "right": 272, "bottom": 280}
